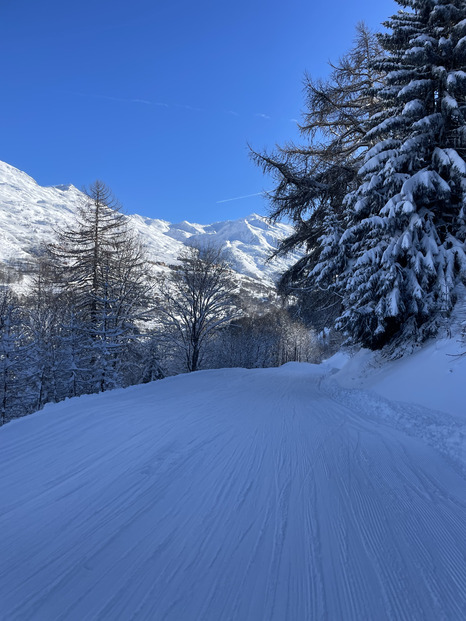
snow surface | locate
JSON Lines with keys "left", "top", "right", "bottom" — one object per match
{"left": 1, "top": 349, "right": 466, "bottom": 620}
{"left": 0, "top": 160, "right": 301, "bottom": 284}
{"left": 334, "top": 337, "right": 466, "bottom": 419}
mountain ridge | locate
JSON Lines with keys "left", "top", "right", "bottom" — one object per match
{"left": 0, "top": 160, "right": 300, "bottom": 284}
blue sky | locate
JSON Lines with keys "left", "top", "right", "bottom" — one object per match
{"left": 2, "top": 0, "right": 395, "bottom": 223}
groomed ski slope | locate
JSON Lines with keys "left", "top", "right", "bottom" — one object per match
{"left": 1, "top": 362, "right": 466, "bottom": 620}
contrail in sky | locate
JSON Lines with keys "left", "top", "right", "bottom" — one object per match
{"left": 216, "top": 192, "right": 265, "bottom": 204}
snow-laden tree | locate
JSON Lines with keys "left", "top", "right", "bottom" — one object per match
{"left": 24, "top": 261, "right": 66, "bottom": 411}
{"left": 0, "top": 288, "right": 30, "bottom": 424}
{"left": 156, "top": 246, "right": 241, "bottom": 373}
{"left": 335, "top": 0, "right": 466, "bottom": 349}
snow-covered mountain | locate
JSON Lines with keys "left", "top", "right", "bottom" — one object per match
{"left": 0, "top": 160, "right": 300, "bottom": 284}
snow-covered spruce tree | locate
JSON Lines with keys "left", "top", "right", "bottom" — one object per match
{"left": 337, "top": 0, "right": 466, "bottom": 349}
{"left": 252, "top": 24, "right": 383, "bottom": 331}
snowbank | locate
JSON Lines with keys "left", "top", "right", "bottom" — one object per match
{"left": 333, "top": 337, "right": 466, "bottom": 419}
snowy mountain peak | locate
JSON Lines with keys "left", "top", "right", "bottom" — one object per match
{"left": 53, "top": 183, "right": 76, "bottom": 192}
{"left": 0, "top": 161, "right": 300, "bottom": 283}
{"left": 0, "top": 159, "right": 38, "bottom": 188}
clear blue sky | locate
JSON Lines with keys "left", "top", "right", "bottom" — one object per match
{"left": 1, "top": 0, "right": 395, "bottom": 223}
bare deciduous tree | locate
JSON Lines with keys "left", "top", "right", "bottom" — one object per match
{"left": 156, "top": 246, "right": 241, "bottom": 372}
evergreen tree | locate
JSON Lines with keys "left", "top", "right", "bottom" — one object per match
{"left": 335, "top": 0, "right": 466, "bottom": 349}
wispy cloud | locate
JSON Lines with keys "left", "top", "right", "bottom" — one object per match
{"left": 216, "top": 192, "right": 265, "bottom": 204}
{"left": 72, "top": 93, "right": 283, "bottom": 124}
{"left": 72, "top": 92, "right": 201, "bottom": 111}
{"left": 174, "top": 103, "right": 204, "bottom": 112}
{"left": 73, "top": 93, "right": 160, "bottom": 105}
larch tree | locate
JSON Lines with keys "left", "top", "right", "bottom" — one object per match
{"left": 48, "top": 181, "right": 153, "bottom": 391}
{"left": 251, "top": 23, "right": 383, "bottom": 331}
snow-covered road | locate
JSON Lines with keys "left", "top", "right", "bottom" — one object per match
{"left": 1, "top": 364, "right": 466, "bottom": 620}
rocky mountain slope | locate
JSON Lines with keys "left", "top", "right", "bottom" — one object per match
{"left": 0, "top": 160, "right": 300, "bottom": 284}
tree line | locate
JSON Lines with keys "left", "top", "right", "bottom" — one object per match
{"left": 253, "top": 1, "right": 466, "bottom": 355}
{"left": 0, "top": 182, "right": 318, "bottom": 425}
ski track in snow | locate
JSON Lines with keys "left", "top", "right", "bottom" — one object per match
{"left": 1, "top": 365, "right": 466, "bottom": 620}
